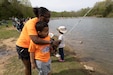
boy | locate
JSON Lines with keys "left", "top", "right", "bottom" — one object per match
{"left": 29, "top": 21, "right": 53, "bottom": 75}
{"left": 57, "top": 26, "right": 67, "bottom": 62}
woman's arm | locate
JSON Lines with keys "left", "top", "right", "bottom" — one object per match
{"left": 30, "top": 35, "right": 51, "bottom": 45}
{"left": 30, "top": 35, "right": 60, "bottom": 47}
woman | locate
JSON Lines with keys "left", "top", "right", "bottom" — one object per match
{"left": 16, "top": 7, "right": 52, "bottom": 75}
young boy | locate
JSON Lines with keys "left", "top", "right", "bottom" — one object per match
{"left": 57, "top": 26, "right": 67, "bottom": 62}
{"left": 29, "top": 21, "right": 52, "bottom": 75}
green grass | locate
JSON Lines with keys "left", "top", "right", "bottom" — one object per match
{"left": 0, "top": 22, "right": 90, "bottom": 75}
{"left": 4, "top": 52, "right": 90, "bottom": 75}
{"left": 51, "top": 55, "right": 89, "bottom": 75}
{"left": 0, "top": 29, "right": 20, "bottom": 39}
{"left": 0, "top": 21, "right": 20, "bottom": 39}
{"left": 3, "top": 45, "right": 90, "bottom": 75}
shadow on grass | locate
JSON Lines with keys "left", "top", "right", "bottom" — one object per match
{"left": 52, "top": 69, "right": 104, "bottom": 75}
{"left": 52, "top": 69, "right": 91, "bottom": 75}
{"left": 52, "top": 56, "right": 78, "bottom": 63}
{"left": 52, "top": 53, "right": 79, "bottom": 63}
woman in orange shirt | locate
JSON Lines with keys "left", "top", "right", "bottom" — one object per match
{"left": 16, "top": 7, "right": 51, "bottom": 75}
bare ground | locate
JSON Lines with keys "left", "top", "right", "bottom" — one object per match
{"left": 0, "top": 37, "right": 107, "bottom": 75}
{"left": 0, "top": 38, "right": 17, "bottom": 75}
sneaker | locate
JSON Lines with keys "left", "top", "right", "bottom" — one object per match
{"left": 55, "top": 53, "right": 60, "bottom": 57}
{"left": 59, "top": 59, "right": 65, "bottom": 62}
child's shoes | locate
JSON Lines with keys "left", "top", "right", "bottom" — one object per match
{"left": 59, "top": 59, "right": 65, "bottom": 62}
{"left": 55, "top": 53, "right": 60, "bottom": 57}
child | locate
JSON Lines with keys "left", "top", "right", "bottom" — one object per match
{"left": 57, "top": 26, "right": 67, "bottom": 62}
{"left": 29, "top": 21, "right": 53, "bottom": 75}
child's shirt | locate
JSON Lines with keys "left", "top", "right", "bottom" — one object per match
{"left": 29, "top": 36, "right": 51, "bottom": 62}
{"left": 58, "top": 34, "right": 65, "bottom": 48}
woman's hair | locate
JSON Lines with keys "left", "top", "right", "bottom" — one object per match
{"left": 35, "top": 21, "right": 48, "bottom": 32}
{"left": 33, "top": 7, "right": 50, "bottom": 17}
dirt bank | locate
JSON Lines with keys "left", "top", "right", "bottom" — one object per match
{"left": 0, "top": 38, "right": 17, "bottom": 75}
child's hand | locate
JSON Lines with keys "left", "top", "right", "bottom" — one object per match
{"left": 50, "top": 46, "right": 54, "bottom": 53}
{"left": 50, "top": 45, "right": 57, "bottom": 53}
{"left": 31, "top": 62, "right": 36, "bottom": 69}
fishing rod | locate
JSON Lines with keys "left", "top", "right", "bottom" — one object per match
{"left": 66, "top": 7, "right": 94, "bottom": 35}
{"left": 50, "top": 6, "right": 94, "bottom": 44}
{"left": 64, "top": 6, "right": 95, "bottom": 45}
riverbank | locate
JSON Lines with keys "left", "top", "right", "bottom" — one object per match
{"left": 0, "top": 38, "right": 17, "bottom": 75}
{"left": 0, "top": 25, "right": 107, "bottom": 75}
{"left": 0, "top": 37, "right": 93, "bottom": 75}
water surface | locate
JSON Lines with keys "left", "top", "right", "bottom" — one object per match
{"left": 49, "top": 17, "right": 113, "bottom": 75}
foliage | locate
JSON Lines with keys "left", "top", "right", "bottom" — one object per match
{"left": 51, "top": 11, "right": 77, "bottom": 17}
{"left": 107, "top": 11, "right": 113, "bottom": 17}
{"left": 89, "top": 0, "right": 113, "bottom": 17}
{"left": 0, "top": 0, "right": 113, "bottom": 18}
{"left": 0, "top": 0, "right": 34, "bottom": 20}
{"left": 51, "top": 0, "right": 113, "bottom": 17}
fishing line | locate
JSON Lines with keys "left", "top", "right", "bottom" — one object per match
{"left": 64, "top": 7, "right": 94, "bottom": 46}
{"left": 66, "top": 7, "right": 94, "bottom": 35}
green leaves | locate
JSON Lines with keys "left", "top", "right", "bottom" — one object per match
{"left": 0, "top": 0, "right": 34, "bottom": 20}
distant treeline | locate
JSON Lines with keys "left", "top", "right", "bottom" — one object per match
{"left": 51, "top": 0, "right": 113, "bottom": 18}
{"left": 0, "top": 0, "right": 34, "bottom": 20}
{"left": 0, "top": 0, "right": 113, "bottom": 20}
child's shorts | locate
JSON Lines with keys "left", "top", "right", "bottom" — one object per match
{"left": 16, "top": 45, "right": 30, "bottom": 60}
{"left": 36, "top": 59, "right": 51, "bottom": 75}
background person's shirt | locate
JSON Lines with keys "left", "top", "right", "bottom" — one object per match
{"left": 58, "top": 34, "right": 65, "bottom": 48}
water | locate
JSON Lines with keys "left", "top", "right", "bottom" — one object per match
{"left": 49, "top": 17, "right": 113, "bottom": 75}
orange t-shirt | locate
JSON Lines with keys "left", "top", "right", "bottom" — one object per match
{"left": 29, "top": 36, "right": 50, "bottom": 62}
{"left": 16, "top": 17, "right": 38, "bottom": 48}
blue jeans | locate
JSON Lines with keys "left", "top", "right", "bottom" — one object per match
{"left": 59, "top": 48, "right": 64, "bottom": 60}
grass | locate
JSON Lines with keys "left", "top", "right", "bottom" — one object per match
{"left": 0, "top": 20, "right": 20, "bottom": 39}
{"left": 0, "top": 22, "right": 90, "bottom": 75}
{"left": 0, "top": 29, "right": 20, "bottom": 39}
{"left": 4, "top": 51, "right": 90, "bottom": 75}
{"left": 51, "top": 55, "right": 89, "bottom": 75}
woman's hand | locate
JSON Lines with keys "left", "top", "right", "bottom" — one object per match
{"left": 52, "top": 40, "right": 60, "bottom": 47}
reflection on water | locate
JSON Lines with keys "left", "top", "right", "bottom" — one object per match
{"left": 49, "top": 17, "right": 113, "bottom": 75}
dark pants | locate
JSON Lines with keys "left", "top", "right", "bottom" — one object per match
{"left": 16, "top": 45, "right": 31, "bottom": 75}
{"left": 16, "top": 45, "right": 30, "bottom": 60}
{"left": 59, "top": 48, "right": 64, "bottom": 60}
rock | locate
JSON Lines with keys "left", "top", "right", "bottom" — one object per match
{"left": 84, "top": 65, "right": 95, "bottom": 72}
{"left": 79, "top": 41, "right": 83, "bottom": 44}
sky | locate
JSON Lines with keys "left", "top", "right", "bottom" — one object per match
{"left": 29, "top": 0, "right": 104, "bottom": 12}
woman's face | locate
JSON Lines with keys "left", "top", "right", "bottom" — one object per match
{"left": 40, "top": 12, "right": 50, "bottom": 23}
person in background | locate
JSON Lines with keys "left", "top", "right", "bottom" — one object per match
{"left": 12, "top": 16, "right": 16, "bottom": 27}
{"left": 29, "top": 21, "right": 53, "bottom": 75}
{"left": 19, "top": 18, "right": 25, "bottom": 31}
{"left": 16, "top": 7, "right": 54, "bottom": 75}
{"left": 57, "top": 26, "right": 67, "bottom": 62}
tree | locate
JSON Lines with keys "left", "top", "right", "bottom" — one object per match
{"left": 0, "top": 0, "right": 34, "bottom": 20}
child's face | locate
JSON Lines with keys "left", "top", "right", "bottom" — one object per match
{"left": 38, "top": 27, "right": 49, "bottom": 38}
